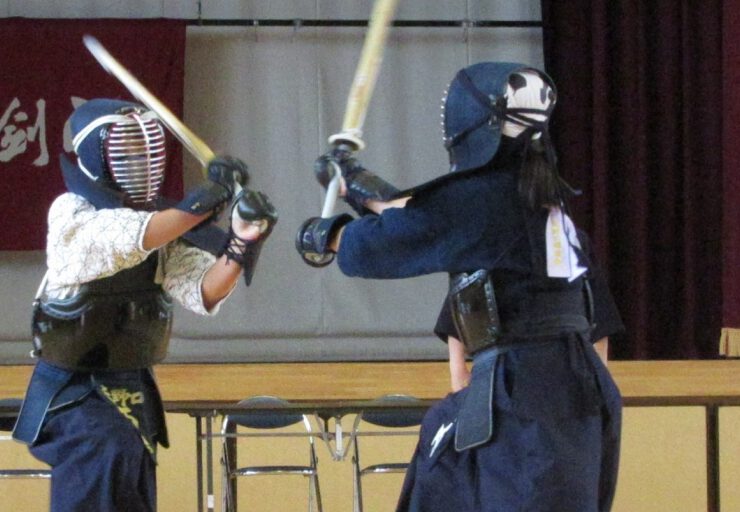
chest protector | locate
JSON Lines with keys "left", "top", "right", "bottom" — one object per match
{"left": 31, "top": 254, "right": 173, "bottom": 371}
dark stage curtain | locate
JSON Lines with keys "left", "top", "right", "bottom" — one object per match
{"left": 720, "top": 2, "right": 740, "bottom": 357}
{"left": 540, "top": 1, "right": 724, "bottom": 359}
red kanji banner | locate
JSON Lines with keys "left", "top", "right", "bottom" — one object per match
{"left": 0, "top": 19, "right": 186, "bottom": 250}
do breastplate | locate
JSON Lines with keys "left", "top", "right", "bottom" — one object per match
{"left": 31, "top": 254, "right": 173, "bottom": 371}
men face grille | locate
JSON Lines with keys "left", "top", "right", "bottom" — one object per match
{"left": 105, "top": 113, "right": 167, "bottom": 206}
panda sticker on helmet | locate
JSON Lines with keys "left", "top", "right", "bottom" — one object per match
{"left": 501, "top": 71, "right": 556, "bottom": 139}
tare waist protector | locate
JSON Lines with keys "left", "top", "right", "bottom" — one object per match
{"left": 448, "top": 269, "right": 591, "bottom": 355}
{"left": 31, "top": 256, "right": 173, "bottom": 371}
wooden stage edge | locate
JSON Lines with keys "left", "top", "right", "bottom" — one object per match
{"left": 0, "top": 360, "right": 739, "bottom": 403}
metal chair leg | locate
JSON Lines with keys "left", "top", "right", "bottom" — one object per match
{"left": 308, "top": 442, "right": 323, "bottom": 512}
{"left": 221, "top": 420, "right": 238, "bottom": 512}
{"left": 352, "top": 440, "right": 364, "bottom": 512}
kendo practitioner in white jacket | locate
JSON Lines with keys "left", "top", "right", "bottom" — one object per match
{"left": 13, "top": 98, "right": 277, "bottom": 512}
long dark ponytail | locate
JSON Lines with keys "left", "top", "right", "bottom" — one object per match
{"left": 516, "top": 130, "right": 577, "bottom": 210}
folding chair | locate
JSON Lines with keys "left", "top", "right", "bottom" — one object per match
{"left": 352, "top": 394, "right": 426, "bottom": 512}
{"left": 220, "top": 396, "right": 322, "bottom": 512}
{"left": 0, "top": 398, "right": 51, "bottom": 480}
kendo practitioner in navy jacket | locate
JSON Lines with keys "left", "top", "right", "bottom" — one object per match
{"left": 13, "top": 99, "right": 277, "bottom": 512}
{"left": 296, "top": 62, "right": 623, "bottom": 511}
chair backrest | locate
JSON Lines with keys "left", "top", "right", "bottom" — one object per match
{"left": 361, "top": 394, "right": 426, "bottom": 428}
{"left": 0, "top": 398, "right": 23, "bottom": 432}
{"left": 225, "top": 396, "right": 305, "bottom": 430}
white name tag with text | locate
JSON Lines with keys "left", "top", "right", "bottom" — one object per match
{"left": 545, "top": 207, "right": 587, "bottom": 281}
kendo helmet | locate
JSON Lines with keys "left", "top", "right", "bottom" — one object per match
{"left": 442, "top": 62, "right": 557, "bottom": 173}
{"left": 70, "top": 98, "right": 167, "bottom": 207}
